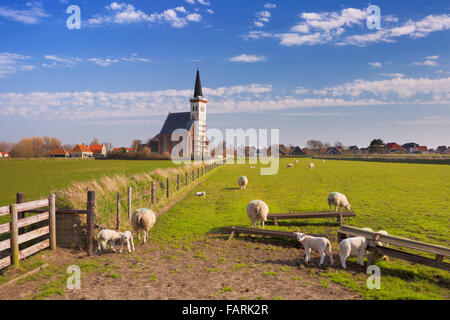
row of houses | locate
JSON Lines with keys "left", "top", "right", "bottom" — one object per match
{"left": 49, "top": 145, "right": 138, "bottom": 159}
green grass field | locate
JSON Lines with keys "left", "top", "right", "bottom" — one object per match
{"left": 0, "top": 159, "right": 177, "bottom": 206}
{"left": 149, "top": 158, "right": 450, "bottom": 299}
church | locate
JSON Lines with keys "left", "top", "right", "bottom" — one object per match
{"left": 144, "top": 68, "right": 209, "bottom": 159}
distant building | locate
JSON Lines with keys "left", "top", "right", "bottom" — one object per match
{"left": 291, "top": 146, "right": 305, "bottom": 155}
{"left": 0, "top": 152, "right": 10, "bottom": 158}
{"left": 348, "top": 146, "right": 361, "bottom": 154}
{"left": 113, "top": 147, "right": 136, "bottom": 153}
{"left": 436, "top": 146, "right": 447, "bottom": 154}
{"left": 89, "top": 145, "right": 107, "bottom": 158}
{"left": 402, "top": 142, "right": 419, "bottom": 153}
{"left": 143, "top": 68, "right": 209, "bottom": 159}
{"left": 326, "top": 147, "right": 342, "bottom": 155}
{"left": 50, "top": 148, "right": 70, "bottom": 158}
{"left": 417, "top": 146, "right": 428, "bottom": 154}
{"left": 70, "top": 145, "right": 93, "bottom": 158}
{"left": 384, "top": 142, "right": 403, "bottom": 153}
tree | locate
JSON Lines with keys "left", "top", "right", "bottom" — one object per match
{"left": 102, "top": 142, "right": 113, "bottom": 152}
{"left": 42, "top": 136, "right": 62, "bottom": 154}
{"left": 10, "top": 138, "right": 34, "bottom": 158}
{"left": 0, "top": 141, "right": 14, "bottom": 152}
{"left": 90, "top": 137, "right": 100, "bottom": 145}
{"left": 306, "top": 140, "right": 323, "bottom": 150}
{"left": 334, "top": 141, "right": 344, "bottom": 148}
{"left": 369, "top": 139, "right": 384, "bottom": 154}
{"left": 131, "top": 139, "right": 142, "bottom": 151}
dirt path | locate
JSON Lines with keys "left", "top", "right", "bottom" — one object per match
{"left": 0, "top": 234, "right": 360, "bottom": 300}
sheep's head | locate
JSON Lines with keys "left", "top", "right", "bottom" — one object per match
{"left": 345, "top": 203, "right": 351, "bottom": 211}
{"left": 295, "top": 232, "right": 306, "bottom": 242}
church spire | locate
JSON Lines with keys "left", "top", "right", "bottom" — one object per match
{"left": 193, "top": 66, "right": 203, "bottom": 98}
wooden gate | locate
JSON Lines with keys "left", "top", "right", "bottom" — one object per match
{"left": 0, "top": 194, "right": 56, "bottom": 270}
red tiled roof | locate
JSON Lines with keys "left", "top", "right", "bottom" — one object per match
{"left": 50, "top": 148, "right": 69, "bottom": 155}
{"left": 417, "top": 146, "right": 428, "bottom": 152}
{"left": 71, "top": 144, "right": 93, "bottom": 153}
{"left": 89, "top": 145, "right": 105, "bottom": 152}
{"left": 385, "top": 143, "right": 401, "bottom": 150}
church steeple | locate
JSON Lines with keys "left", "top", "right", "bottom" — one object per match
{"left": 193, "top": 66, "right": 203, "bottom": 98}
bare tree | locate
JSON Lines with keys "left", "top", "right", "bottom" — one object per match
{"left": 306, "top": 140, "right": 323, "bottom": 150}
{"left": 132, "top": 139, "right": 143, "bottom": 151}
{"left": 0, "top": 141, "right": 14, "bottom": 152}
{"left": 90, "top": 137, "right": 100, "bottom": 145}
{"left": 102, "top": 142, "right": 113, "bottom": 152}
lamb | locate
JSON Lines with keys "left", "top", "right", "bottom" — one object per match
{"left": 339, "top": 236, "right": 369, "bottom": 269}
{"left": 97, "top": 229, "right": 122, "bottom": 254}
{"left": 238, "top": 176, "right": 248, "bottom": 190}
{"left": 327, "top": 192, "right": 351, "bottom": 212}
{"left": 295, "top": 232, "right": 334, "bottom": 266}
{"left": 294, "top": 160, "right": 299, "bottom": 164}
{"left": 195, "top": 191, "right": 206, "bottom": 197}
{"left": 309, "top": 163, "right": 315, "bottom": 169}
{"left": 322, "top": 159, "right": 325, "bottom": 163}
{"left": 286, "top": 163, "right": 293, "bottom": 168}
{"left": 246, "top": 200, "right": 269, "bottom": 229}
{"left": 119, "top": 230, "right": 135, "bottom": 253}
{"left": 367, "top": 230, "right": 390, "bottom": 264}
{"left": 131, "top": 208, "right": 156, "bottom": 244}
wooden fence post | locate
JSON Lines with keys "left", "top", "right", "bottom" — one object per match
{"left": 16, "top": 193, "right": 25, "bottom": 236}
{"left": 177, "top": 174, "right": 179, "bottom": 191}
{"left": 49, "top": 193, "right": 56, "bottom": 251}
{"left": 10, "top": 204, "right": 19, "bottom": 267}
{"left": 86, "top": 191, "right": 95, "bottom": 256}
{"left": 192, "top": 170, "right": 195, "bottom": 182}
{"left": 166, "top": 178, "right": 169, "bottom": 199}
{"left": 185, "top": 173, "right": 188, "bottom": 186}
{"left": 127, "top": 187, "right": 132, "bottom": 219}
{"left": 197, "top": 168, "right": 200, "bottom": 179}
{"left": 116, "top": 193, "right": 121, "bottom": 231}
{"left": 151, "top": 182, "right": 154, "bottom": 205}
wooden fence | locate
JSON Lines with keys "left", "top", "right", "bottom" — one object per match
{"left": 338, "top": 225, "right": 450, "bottom": 271}
{"left": 0, "top": 161, "right": 222, "bottom": 271}
{"left": 267, "top": 211, "right": 356, "bottom": 226}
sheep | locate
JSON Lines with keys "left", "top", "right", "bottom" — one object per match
{"left": 367, "top": 230, "right": 390, "bottom": 264}
{"left": 327, "top": 192, "right": 351, "bottom": 212}
{"left": 131, "top": 208, "right": 156, "bottom": 244}
{"left": 246, "top": 200, "right": 269, "bottom": 229}
{"left": 295, "top": 232, "right": 334, "bottom": 266}
{"left": 339, "top": 236, "right": 369, "bottom": 269}
{"left": 238, "top": 176, "right": 248, "bottom": 190}
{"left": 309, "top": 163, "right": 315, "bottom": 169}
{"left": 286, "top": 163, "right": 293, "bottom": 168}
{"left": 119, "top": 231, "right": 135, "bottom": 253}
{"left": 322, "top": 159, "right": 325, "bottom": 163}
{"left": 97, "top": 229, "right": 122, "bottom": 254}
{"left": 294, "top": 160, "right": 299, "bottom": 164}
{"left": 195, "top": 191, "right": 206, "bottom": 197}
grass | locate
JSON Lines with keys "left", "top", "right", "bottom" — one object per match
{"left": 0, "top": 159, "right": 177, "bottom": 206}
{"left": 146, "top": 157, "right": 449, "bottom": 299}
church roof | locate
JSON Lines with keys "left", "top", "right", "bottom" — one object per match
{"left": 194, "top": 67, "right": 203, "bottom": 98}
{"left": 159, "top": 112, "right": 194, "bottom": 135}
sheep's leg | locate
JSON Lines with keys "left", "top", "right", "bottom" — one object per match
{"left": 144, "top": 231, "right": 147, "bottom": 244}
{"left": 262, "top": 220, "right": 265, "bottom": 230}
{"left": 137, "top": 232, "right": 141, "bottom": 241}
{"left": 131, "top": 236, "right": 135, "bottom": 251}
{"left": 327, "top": 247, "right": 334, "bottom": 265}
{"left": 111, "top": 240, "right": 116, "bottom": 252}
{"left": 127, "top": 239, "right": 131, "bottom": 253}
{"left": 97, "top": 239, "right": 102, "bottom": 253}
{"left": 119, "top": 240, "right": 124, "bottom": 253}
{"left": 319, "top": 252, "right": 325, "bottom": 265}
{"left": 340, "top": 253, "right": 347, "bottom": 269}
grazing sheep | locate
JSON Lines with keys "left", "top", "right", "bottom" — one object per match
{"left": 322, "top": 159, "right": 325, "bottom": 163}
{"left": 367, "top": 230, "right": 390, "bottom": 264}
{"left": 246, "top": 200, "right": 269, "bottom": 229}
{"left": 309, "top": 163, "right": 315, "bottom": 169}
{"left": 195, "top": 191, "right": 206, "bottom": 197}
{"left": 238, "top": 176, "right": 248, "bottom": 190}
{"left": 294, "top": 160, "right": 299, "bottom": 164}
{"left": 97, "top": 229, "right": 122, "bottom": 254}
{"left": 131, "top": 208, "right": 156, "bottom": 244}
{"left": 327, "top": 192, "right": 351, "bottom": 212}
{"left": 375, "top": 230, "right": 389, "bottom": 247}
{"left": 119, "top": 230, "right": 135, "bottom": 253}
{"left": 339, "top": 236, "right": 369, "bottom": 269}
{"left": 286, "top": 163, "right": 293, "bottom": 168}
{"left": 295, "top": 232, "right": 334, "bottom": 266}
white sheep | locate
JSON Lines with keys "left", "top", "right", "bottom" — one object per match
{"left": 339, "top": 236, "right": 369, "bottom": 269}
{"left": 195, "top": 191, "right": 206, "bottom": 197}
{"left": 97, "top": 229, "right": 122, "bottom": 254}
{"left": 294, "top": 160, "right": 299, "bottom": 164}
{"left": 295, "top": 232, "right": 334, "bottom": 266}
{"left": 119, "top": 230, "right": 135, "bottom": 253}
{"left": 286, "top": 163, "right": 293, "bottom": 168}
{"left": 309, "top": 163, "right": 315, "bottom": 169}
{"left": 238, "top": 176, "right": 248, "bottom": 190}
{"left": 131, "top": 208, "right": 156, "bottom": 244}
{"left": 246, "top": 200, "right": 269, "bottom": 229}
{"left": 327, "top": 192, "right": 351, "bottom": 212}
{"left": 322, "top": 159, "right": 325, "bottom": 163}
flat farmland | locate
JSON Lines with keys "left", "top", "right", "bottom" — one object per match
{"left": 0, "top": 159, "right": 176, "bottom": 206}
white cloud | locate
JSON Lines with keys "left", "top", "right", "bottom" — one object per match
{"left": 413, "top": 55, "right": 439, "bottom": 66}
{"left": 264, "top": 3, "right": 277, "bottom": 9}
{"left": 206, "top": 9, "right": 214, "bottom": 15}
{"left": 380, "top": 73, "right": 405, "bottom": 78}
{"left": 369, "top": 61, "right": 382, "bottom": 68}
{"left": 88, "top": 58, "right": 120, "bottom": 67}
{"left": 294, "top": 87, "right": 309, "bottom": 95}
{"left": 197, "top": 0, "right": 210, "bottom": 6}
{"left": 87, "top": 2, "right": 202, "bottom": 28}
{"left": 395, "top": 116, "right": 450, "bottom": 125}
{"left": 0, "top": 53, "right": 34, "bottom": 77}
{"left": 229, "top": 54, "right": 267, "bottom": 63}
{"left": 0, "top": 2, "right": 50, "bottom": 24}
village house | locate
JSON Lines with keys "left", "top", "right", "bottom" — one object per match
{"left": 49, "top": 148, "right": 70, "bottom": 158}
{"left": 89, "top": 145, "right": 107, "bottom": 158}
{"left": 112, "top": 147, "right": 136, "bottom": 153}
{"left": 70, "top": 144, "right": 94, "bottom": 158}
{"left": 290, "top": 146, "right": 305, "bottom": 155}
{"left": 402, "top": 142, "right": 419, "bottom": 153}
{"left": 326, "top": 147, "right": 342, "bottom": 155}
{"left": 384, "top": 142, "right": 404, "bottom": 153}
{"left": 0, "top": 152, "right": 10, "bottom": 158}
{"left": 417, "top": 146, "right": 428, "bottom": 154}
{"left": 436, "top": 146, "right": 447, "bottom": 153}
{"left": 142, "top": 68, "right": 209, "bottom": 159}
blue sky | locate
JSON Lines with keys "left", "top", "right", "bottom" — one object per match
{"left": 0, "top": 0, "right": 449, "bottom": 148}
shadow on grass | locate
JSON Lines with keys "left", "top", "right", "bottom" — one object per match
{"left": 270, "top": 220, "right": 340, "bottom": 227}
{"left": 222, "top": 187, "right": 241, "bottom": 191}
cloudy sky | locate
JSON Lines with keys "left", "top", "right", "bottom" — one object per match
{"left": 0, "top": 0, "right": 449, "bottom": 148}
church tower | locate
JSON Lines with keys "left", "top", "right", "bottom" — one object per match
{"left": 190, "top": 67, "right": 208, "bottom": 159}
